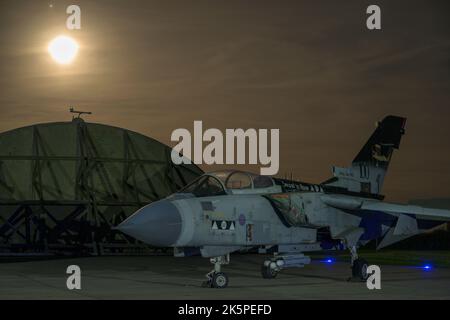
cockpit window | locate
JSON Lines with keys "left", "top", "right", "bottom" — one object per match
{"left": 179, "top": 176, "right": 205, "bottom": 194}
{"left": 180, "top": 176, "right": 226, "bottom": 197}
{"left": 226, "top": 172, "right": 252, "bottom": 189}
{"left": 194, "top": 176, "right": 227, "bottom": 197}
{"left": 212, "top": 171, "right": 229, "bottom": 185}
{"left": 253, "top": 175, "right": 273, "bottom": 188}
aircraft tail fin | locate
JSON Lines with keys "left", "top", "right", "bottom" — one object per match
{"left": 352, "top": 115, "right": 406, "bottom": 165}
{"left": 323, "top": 115, "right": 406, "bottom": 196}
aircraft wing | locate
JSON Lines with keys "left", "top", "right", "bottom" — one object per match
{"left": 361, "top": 201, "right": 450, "bottom": 220}
{"left": 321, "top": 194, "right": 450, "bottom": 249}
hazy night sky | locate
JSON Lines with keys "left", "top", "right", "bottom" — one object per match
{"left": 0, "top": 0, "right": 449, "bottom": 202}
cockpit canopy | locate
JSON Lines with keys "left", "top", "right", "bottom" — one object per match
{"left": 178, "top": 170, "right": 281, "bottom": 197}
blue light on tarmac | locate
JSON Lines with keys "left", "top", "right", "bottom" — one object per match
{"left": 320, "top": 258, "right": 335, "bottom": 264}
{"left": 404, "top": 263, "right": 435, "bottom": 271}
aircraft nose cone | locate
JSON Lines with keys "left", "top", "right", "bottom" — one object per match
{"left": 117, "top": 200, "right": 182, "bottom": 247}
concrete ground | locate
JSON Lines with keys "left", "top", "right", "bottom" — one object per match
{"left": 1, "top": 254, "right": 449, "bottom": 299}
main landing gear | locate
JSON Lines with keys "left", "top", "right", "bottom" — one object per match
{"left": 202, "top": 254, "right": 230, "bottom": 288}
{"left": 349, "top": 245, "right": 369, "bottom": 281}
{"left": 201, "top": 247, "right": 369, "bottom": 287}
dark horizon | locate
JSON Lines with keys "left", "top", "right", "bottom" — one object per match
{"left": 1, "top": 0, "right": 449, "bottom": 202}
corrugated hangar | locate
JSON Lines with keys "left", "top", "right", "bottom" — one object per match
{"left": 0, "top": 116, "right": 203, "bottom": 256}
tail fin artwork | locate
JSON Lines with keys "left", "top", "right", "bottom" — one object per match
{"left": 323, "top": 115, "right": 406, "bottom": 196}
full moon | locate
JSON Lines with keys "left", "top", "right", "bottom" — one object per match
{"left": 48, "top": 35, "right": 79, "bottom": 65}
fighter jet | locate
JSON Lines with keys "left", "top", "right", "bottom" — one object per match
{"left": 117, "top": 115, "right": 450, "bottom": 288}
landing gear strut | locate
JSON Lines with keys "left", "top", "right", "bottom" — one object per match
{"left": 349, "top": 245, "right": 368, "bottom": 281}
{"left": 203, "top": 254, "right": 230, "bottom": 288}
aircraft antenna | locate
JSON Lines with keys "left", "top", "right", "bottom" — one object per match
{"left": 69, "top": 107, "right": 92, "bottom": 120}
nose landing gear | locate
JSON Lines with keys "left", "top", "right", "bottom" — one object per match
{"left": 202, "top": 254, "right": 230, "bottom": 288}
{"left": 210, "top": 272, "right": 229, "bottom": 288}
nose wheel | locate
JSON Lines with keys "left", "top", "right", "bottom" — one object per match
{"left": 211, "top": 272, "right": 229, "bottom": 288}
{"left": 202, "top": 254, "right": 230, "bottom": 288}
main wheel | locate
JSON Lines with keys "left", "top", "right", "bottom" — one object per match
{"left": 261, "top": 263, "right": 278, "bottom": 279}
{"left": 352, "top": 258, "right": 369, "bottom": 281}
{"left": 212, "top": 272, "right": 229, "bottom": 288}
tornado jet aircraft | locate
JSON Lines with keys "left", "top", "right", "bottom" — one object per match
{"left": 117, "top": 115, "right": 450, "bottom": 288}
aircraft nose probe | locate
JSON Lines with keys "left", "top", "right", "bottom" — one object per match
{"left": 116, "top": 200, "right": 182, "bottom": 247}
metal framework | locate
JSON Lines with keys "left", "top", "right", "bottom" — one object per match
{"left": 0, "top": 119, "right": 202, "bottom": 256}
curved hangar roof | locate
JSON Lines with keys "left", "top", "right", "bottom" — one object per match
{"left": 0, "top": 118, "right": 203, "bottom": 203}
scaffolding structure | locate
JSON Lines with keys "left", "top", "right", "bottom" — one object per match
{"left": 0, "top": 118, "right": 202, "bottom": 256}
